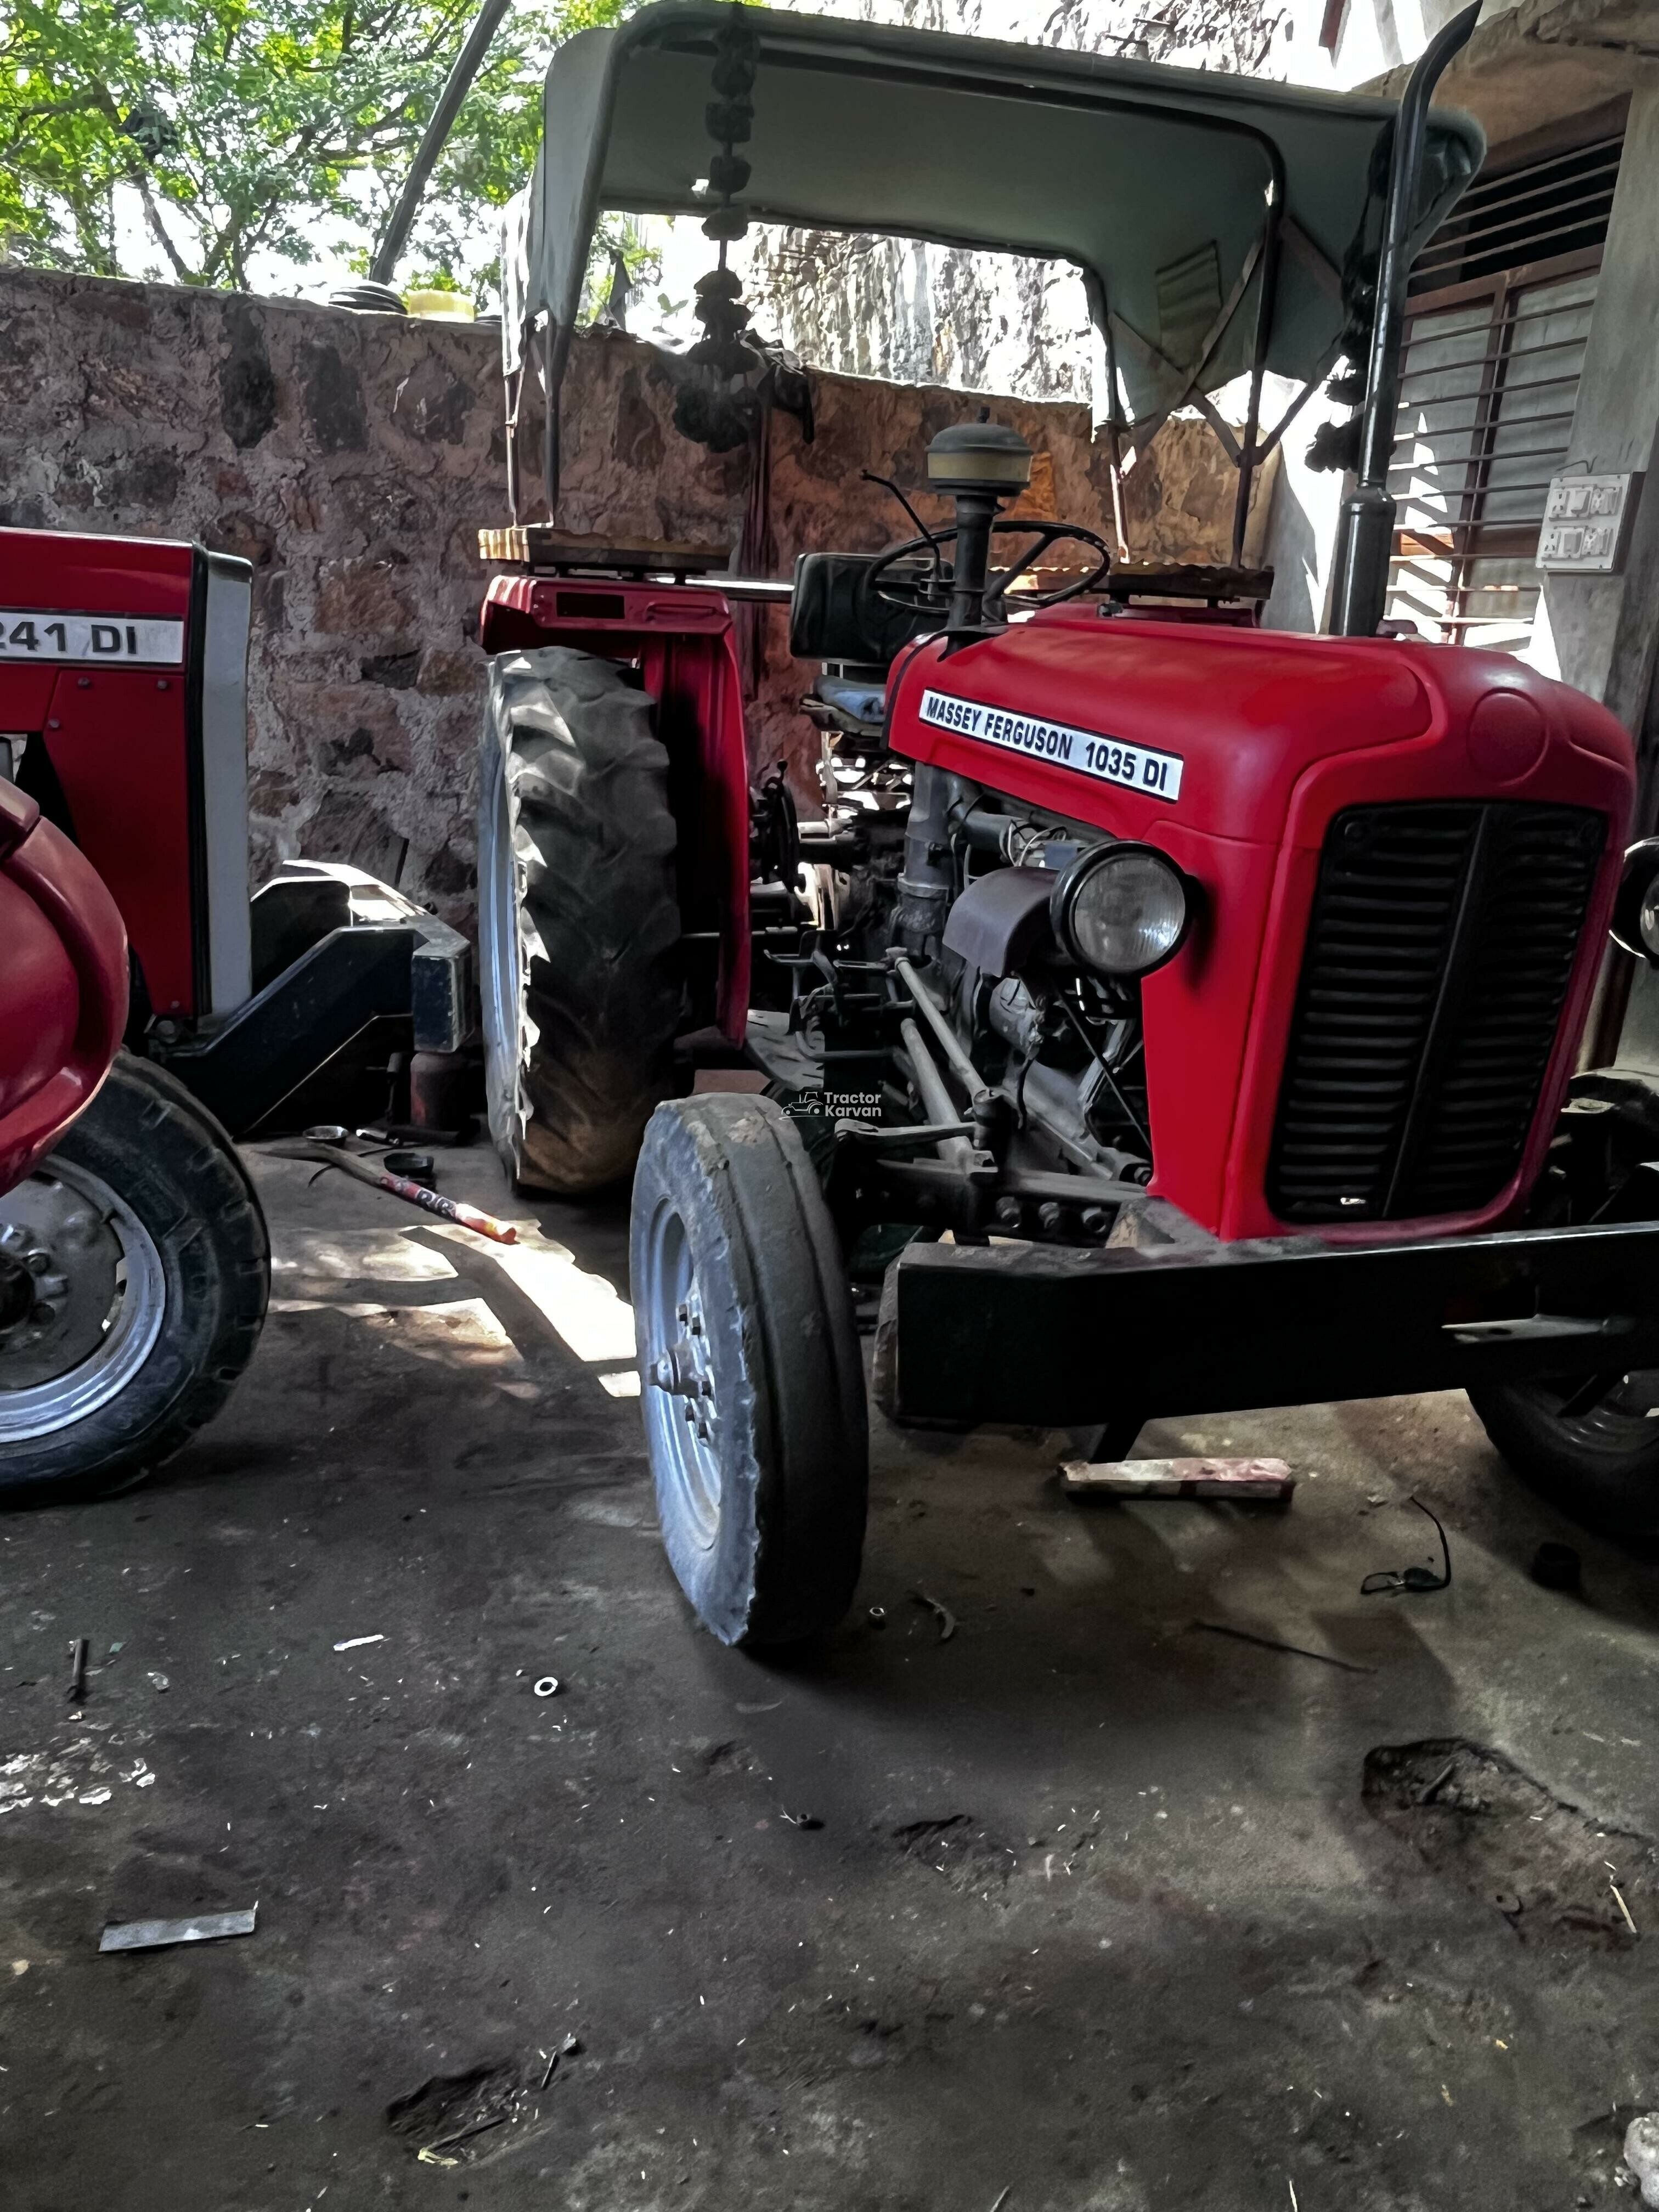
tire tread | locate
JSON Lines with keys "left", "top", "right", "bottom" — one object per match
{"left": 482, "top": 647, "right": 681, "bottom": 1194}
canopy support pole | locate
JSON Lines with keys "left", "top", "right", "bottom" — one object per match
{"left": 543, "top": 328, "right": 560, "bottom": 519}
{"left": 505, "top": 365, "right": 523, "bottom": 523}
{"left": 1232, "top": 173, "right": 1285, "bottom": 566}
{"left": 1085, "top": 270, "right": 1131, "bottom": 557}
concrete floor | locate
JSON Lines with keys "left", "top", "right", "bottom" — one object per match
{"left": 4, "top": 1142, "right": 1659, "bottom": 2211}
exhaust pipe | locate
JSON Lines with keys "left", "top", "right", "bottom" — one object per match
{"left": 1329, "top": 0, "right": 1482, "bottom": 638}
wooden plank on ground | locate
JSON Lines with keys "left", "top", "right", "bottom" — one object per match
{"left": 1059, "top": 1455, "right": 1295, "bottom": 1501}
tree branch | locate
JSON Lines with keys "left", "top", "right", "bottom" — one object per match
{"left": 134, "top": 171, "right": 193, "bottom": 280}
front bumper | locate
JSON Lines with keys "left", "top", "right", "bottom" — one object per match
{"left": 883, "top": 1216, "right": 1659, "bottom": 1426}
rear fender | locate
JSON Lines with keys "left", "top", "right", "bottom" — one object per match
{"left": 482, "top": 575, "right": 752, "bottom": 1040}
{"left": 0, "top": 786, "right": 128, "bottom": 1192}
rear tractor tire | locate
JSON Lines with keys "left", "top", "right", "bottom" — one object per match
{"left": 0, "top": 1052, "right": 269, "bottom": 1500}
{"left": 479, "top": 646, "right": 681, "bottom": 1193}
{"left": 631, "top": 1094, "right": 868, "bottom": 1645}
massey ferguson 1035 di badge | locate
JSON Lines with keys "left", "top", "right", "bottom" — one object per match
{"left": 918, "top": 687, "right": 1184, "bottom": 800}
{"left": 0, "top": 612, "right": 186, "bottom": 665}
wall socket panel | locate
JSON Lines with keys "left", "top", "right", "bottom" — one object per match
{"left": 1537, "top": 472, "right": 1643, "bottom": 573}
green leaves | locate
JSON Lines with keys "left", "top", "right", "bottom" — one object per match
{"left": 0, "top": 0, "right": 630, "bottom": 295}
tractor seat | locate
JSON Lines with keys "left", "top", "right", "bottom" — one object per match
{"left": 789, "top": 551, "right": 936, "bottom": 668}
{"left": 814, "top": 671, "right": 889, "bottom": 726}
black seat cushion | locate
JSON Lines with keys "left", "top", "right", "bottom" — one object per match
{"left": 789, "top": 552, "right": 937, "bottom": 666}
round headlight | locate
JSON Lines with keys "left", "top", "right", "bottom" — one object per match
{"left": 1611, "top": 837, "right": 1659, "bottom": 962}
{"left": 1051, "top": 843, "right": 1192, "bottom": 977}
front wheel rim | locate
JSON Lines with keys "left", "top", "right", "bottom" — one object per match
{"left": 640, "top": 1198, "right": 723, "bottom": 1549}
{"left": 0, "top": 1157, "right": 167, "bottom": 1442}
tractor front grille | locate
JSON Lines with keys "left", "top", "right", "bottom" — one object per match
{"left": 1267, "top": 800, "right": 1604, "bottom": 1224}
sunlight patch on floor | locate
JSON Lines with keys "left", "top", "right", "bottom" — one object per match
{"left": 435, "top": 1222, "right": 637, "bottom": 1368}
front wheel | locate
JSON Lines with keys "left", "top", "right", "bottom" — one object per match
{"left": 0, "top": 1053, "right": 269, "bottom": 1499}
{"left": 631, "top": 1094, "right": 868, "bottom": 1645}
{"left": 1470, "top": 1373, "right": 1659, "bottom": 1539}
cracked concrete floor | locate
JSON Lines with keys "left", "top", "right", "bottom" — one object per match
{"left": 3, "top": 1142, "right": 1659, "bottom": 2211}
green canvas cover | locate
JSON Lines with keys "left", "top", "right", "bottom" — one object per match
{"left": 510, "top": 1, "right": 1482, "bottom": 425}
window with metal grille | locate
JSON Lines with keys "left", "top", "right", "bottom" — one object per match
{"left": 1383, "top": 127, "right": 1623, "bottom": 651}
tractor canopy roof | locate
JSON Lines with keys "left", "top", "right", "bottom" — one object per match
{"left": 506, "top": 1, "right": 1483, "bottom": 424}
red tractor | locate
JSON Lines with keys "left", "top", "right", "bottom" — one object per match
{"left": 0, "top": 534, "right": 469, "bottom": 1494}
{"left": 0, "top": 774, "right": 268, "bottom": 1496}
{"left": 470, "top": 2, "right": 1659, "bottom": 1643}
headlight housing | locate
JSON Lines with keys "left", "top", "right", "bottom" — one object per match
{"left": 1612, "top": 838, "right": 1659, "bottom": 963}
{"left": 1051, "top": 842, "right": 1193, "bottom": 978}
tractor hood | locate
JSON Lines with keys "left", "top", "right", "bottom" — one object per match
{"left": 885, "top": 614, "right": 1637, "bottom": 854}
{"left": 507, "top": 0, "right": 1483, "bottom": 425}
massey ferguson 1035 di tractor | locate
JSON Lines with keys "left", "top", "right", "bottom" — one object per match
{"left": 463, "top": 1, "right": 1659, "bottom": 1643}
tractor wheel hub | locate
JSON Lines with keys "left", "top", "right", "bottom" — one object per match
{"left": 0, "top": 1160, "right": 166, "bottom": 1426}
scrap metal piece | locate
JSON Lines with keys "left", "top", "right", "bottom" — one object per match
{"left": 1060, "top": 1456, "right": 1294, "bottom": 1501}
{"left": 538, "top": 2030, "right": 581, "bottom": 2091}
{"left": 67, "top": 1637, "right": 88, "bottom": 1703}
{"left": 910, "top": 1588, "right": 957, "bottom": 1643}
{"left": 99, "top": 1907, "right": 257, "bottom": 1953}
{"left": 426, "top": 2114, "right": 507, "bottom": 2154}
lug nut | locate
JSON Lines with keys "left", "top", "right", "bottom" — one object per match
{"left": 994, "top": 1197, "right": 1023, "bottom": 1229}
{"left": 1037, "top": 1201, "right": 1064, "bottom": 1233}
{"left": 1080, "top": 1206, "right": 1110, "bottom": 1238}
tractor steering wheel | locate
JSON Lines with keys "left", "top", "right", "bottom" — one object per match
{"left": 866, "top": 518, "right": 1113, "bottom": 622}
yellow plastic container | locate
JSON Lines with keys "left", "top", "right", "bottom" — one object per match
{"left": 403, "top": 290, "right": 476, "bottom": 323}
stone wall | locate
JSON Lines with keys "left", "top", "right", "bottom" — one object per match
{"left": 0, "top": 267, "right": 1268, "bottom": 929}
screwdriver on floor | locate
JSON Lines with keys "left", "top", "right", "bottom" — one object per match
{"left": 272, "top": 1130, "right": 519, "bottom": 1243}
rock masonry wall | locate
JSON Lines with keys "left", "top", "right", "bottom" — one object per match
{"left": 0, "top": 267, "right": 1268, "bottom": 928}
